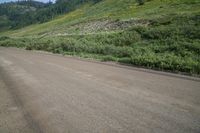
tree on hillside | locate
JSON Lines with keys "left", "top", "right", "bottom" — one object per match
{"left": 136, "top": 0, "right": 145, "bottom": 5}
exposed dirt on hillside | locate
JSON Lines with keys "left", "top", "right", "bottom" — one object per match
{"left": 45, "top": 18, "right": 150, "bottom": 36}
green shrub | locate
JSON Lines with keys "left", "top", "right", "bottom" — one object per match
{"left": 0, "top": 36, "right": 10, "bottom": 41}
{"left": 142, "top": 27, "right": 173, "bottom": 39}
{"left": 136, "top": 0, "right": 145, "bottom": 5}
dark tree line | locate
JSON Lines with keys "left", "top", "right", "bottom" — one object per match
{"left": 0, "top": 0, "right": 102, "bottom": 30}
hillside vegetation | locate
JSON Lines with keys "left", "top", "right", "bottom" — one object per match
{"left": 0, "top": 0, "right": 100, "bottom": 29}
{"left": 0, "top": 0, "right": 200, "bottom": 75}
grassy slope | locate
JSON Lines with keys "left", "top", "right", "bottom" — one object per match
{"left": 3, "top": 0, "right": 199, "bottom": 37}
{"left": 0, "top": 0, "right": 200, "bottom": 75}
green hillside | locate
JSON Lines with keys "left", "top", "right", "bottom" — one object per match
{"left": 0, "top": 0, "right": 200, "bottom": 75}
{"left": 0, "top": 0, "right": 48, "bottom": 29}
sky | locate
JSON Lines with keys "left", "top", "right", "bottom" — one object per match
{"left": 0, "top": 0, "right": 56, "bottom": 3}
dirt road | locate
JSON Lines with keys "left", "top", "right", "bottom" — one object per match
{"left": 0, "top": 47, "right": 200, "bottom": 133}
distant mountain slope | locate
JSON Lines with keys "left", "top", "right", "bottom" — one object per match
{"left": 0, "top": 1, "right": 49, "bottom": 29}
{"left": 0, "top": 0, "right": 101, "bottom": 30}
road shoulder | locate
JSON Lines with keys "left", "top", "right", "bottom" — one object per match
{"left": 0, "top": 76, "right": 36, "bottom": 133}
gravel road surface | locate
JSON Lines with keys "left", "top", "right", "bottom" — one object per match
{"left": 0, "top": 47, "right": 200, "bottom": 133}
